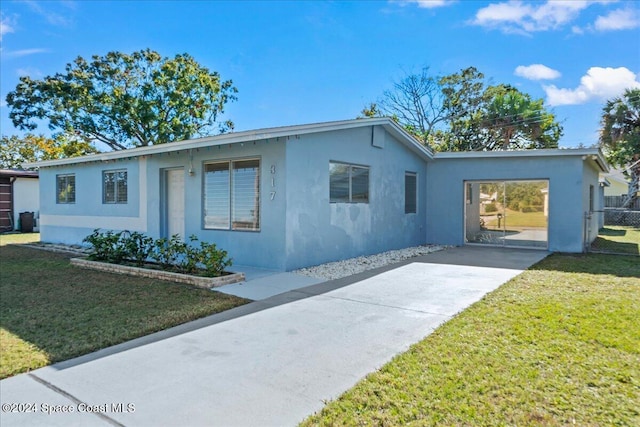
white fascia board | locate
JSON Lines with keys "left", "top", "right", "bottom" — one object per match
{"left": 434, "top": 148, "right": 609, "bottom": 172}
{"left": 23, "top": 117, "right": 433, "bottom": 168}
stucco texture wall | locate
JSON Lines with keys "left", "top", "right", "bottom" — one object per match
{"left": 144, "top": 140, "right": 288, "bottom": 270}
{"left": 283, "top": 126, "right": 428, "bottom": 270}
{"left": 426, "top": 155, "right": 591, "bottom": 253}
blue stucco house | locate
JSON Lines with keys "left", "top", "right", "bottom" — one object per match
{"left": 26, "top": 118, "right": 608, "bottom": 270}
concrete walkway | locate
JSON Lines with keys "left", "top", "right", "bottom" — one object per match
{"left": 0, "top": 247, "right": 548, "bottom": 427}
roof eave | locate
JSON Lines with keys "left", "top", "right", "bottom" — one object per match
{"left": 23, "top": 117, "right": 434, "bottom": 168}
{"left": 434, "top": 148, "right": 609, "bottom": 172}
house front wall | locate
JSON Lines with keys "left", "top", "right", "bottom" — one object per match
{"left": 40, "top": 141, "right": 288, "bottom": 270}
{"left": 39, "top": 159, "right": 143, "bottom": 244}
{"left": 283, "top": 126, "right": 428, "bottom": 270}
{"left": 143, "top": 140, "right": 288, "bottom": 270}
{"left": 426, "top": 155, "right": 594, "bottom": 253}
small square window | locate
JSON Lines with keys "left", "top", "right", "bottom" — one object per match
{"left": 103, "top": 170, "right": 127, "bottom": 204}
{"left": 330, "top": 162, "right": 369, "bottom": 203}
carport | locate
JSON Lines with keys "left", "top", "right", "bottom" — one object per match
{"left": 426, "top": 149, "right": 608, "bottom": 253}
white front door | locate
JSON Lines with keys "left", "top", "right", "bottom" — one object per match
{"left": 166, "top": 168, "right": 185, "bottom": 239}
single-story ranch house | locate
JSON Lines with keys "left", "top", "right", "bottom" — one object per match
{"left": 26, "top": 117, "right": 608, "bottom": 270}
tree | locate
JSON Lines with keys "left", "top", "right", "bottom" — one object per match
{"left": 375, "top": 67, "right": 448, "bottom": 143}
{"left": 6, "top": 49, "right": 238, "bottom": 151}
{"left": 366, "top": 66, "right": 562, "bottom": 152}
{"left": 481, "top": 85, "right": 561, "bottom": 150}
{"left": 0, "top": 134, "right": 98, "bottom": 169}
{"left": 599, "top": 88, "right": 640, "bottom": 208}
{"left": 436, "top": 67, "right": 487, "bottom": 151}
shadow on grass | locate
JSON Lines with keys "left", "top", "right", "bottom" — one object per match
{"left": 597, "top": 227, "right": 627, "bottom": 237}
{"left": 528, "top": 252, "right": 640, "bottom": 279}
{"left": 591, "top": 238, "right": 639, "bottom": 255}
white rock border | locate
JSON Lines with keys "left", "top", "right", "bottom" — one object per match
{"left": 294, "top": 244, "right": 447, "bottom": 280}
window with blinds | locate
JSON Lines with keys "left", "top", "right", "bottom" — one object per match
{"left": 329, "top": 161, "right": 369, "bottom": 203}
{"left": 204, "top": 159, "right": 260, "bottom": 231}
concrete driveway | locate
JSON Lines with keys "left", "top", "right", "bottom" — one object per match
{"left": 0, "top": 246, "right": 548, "bottom": 427}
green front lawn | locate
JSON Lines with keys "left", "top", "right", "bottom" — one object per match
{"left": 0, "top": 238, "right": 250, "bottom": 379}
{"left": 302, "top": 254, "right": 640, "bottom": 426}
{"left": 483, "top": 208, "right": 548, "bottom": 229}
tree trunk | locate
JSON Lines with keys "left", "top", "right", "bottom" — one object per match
{"left": 621, "top": 169, "right": 639, "bottom": 209}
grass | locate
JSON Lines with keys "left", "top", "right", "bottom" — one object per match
{"left": 302, "top": 253, "right": 640, "bottom": 426}
{"left": 591, "top": 226, "right": 640, "bottom": 255}
{"left": 483, "top": 208, "right": 547, "bottom": 229}
{"left": 0, "top": 234, "right": 250, "bottom": 379}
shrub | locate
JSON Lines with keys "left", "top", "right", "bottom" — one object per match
{"left": 83, "top": 230, "right": 232, "bottom": 277}
{"left": 121, "top": 231, "right": 154, "bottom": 267}
{"left": 194, "top": 239, "right": 232, "bottom": 277}
{"left": 484, "top": 203, "right": 498, "bottom": 213}
{"left": 83, "top": 229, "right": 127, "bottom": 264}
{"left": 151, "top": 234, "right": 186, "bottom": 270}
{"left": 521, "top": 205, "right": 544, "bottom": 213}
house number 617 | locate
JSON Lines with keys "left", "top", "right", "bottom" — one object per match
{"left": 270, "top": 165, "right": 276, "bottom": 200}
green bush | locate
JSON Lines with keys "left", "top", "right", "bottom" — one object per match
{"left": 521, "top": 205, "right": 544, "bottom": 213}
{"left": 83, "top": 229, "right": 232, "bottom": 277}
{"left": 121, "top": 231, "right": 154, "bottom": 267}
{"left": 83, "top": 229, "right": 128, "bottom": 264}
{"left": 484, "top": 203, "right": 498, "bottom": 213}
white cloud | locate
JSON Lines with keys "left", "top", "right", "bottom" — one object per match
{"left": 3, "top": 48, "right": 49, "bottom": 58}
{"left": 544, "top": 67, "right": 640, "bottom": 106}
{"left": 392, "top": 0, "right": 455, "bottom": 9}
{"left": 595, "top": 8, "right": 640, "bottom": 31}
{"left": 23, "top": 0, "right": 72, "bottom": 27}
{"left": 515, "top": 64, "right": 561, "bottom": 80}
{"left": 0, "top": 15, "right": 15, "bottom": 41}
{"left": 471, "top": 1, "right": 615, "bottom": 34}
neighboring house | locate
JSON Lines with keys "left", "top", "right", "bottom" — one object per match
{"left": 603, "top": 169, "right": 630, "bottom": 197}
{"left": 0, "top": 169, "right": 39, "bottom": 232}
{"left": 25, "top": 118, "right": 608, "bottom": 270}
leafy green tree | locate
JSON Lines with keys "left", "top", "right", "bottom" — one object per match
{"left": 0, "top": 134, "right": 98, "bottom": 169}
{"left": 481, "top": 85, "right": 561, "bottom": 150}
{"left": 6, "top": 49, "right": 238, "bottom": 151}
{"left": 365, "top": 66, "right": 562, "bottom": 152}
{"left": 436, "top": 67, "right": 487, "bottom": 151}
{"left": 359, "top": 102, "right": 382, "bottom": 118}
{"left": 599, "top": 88, "right": 640, "bottom": 208}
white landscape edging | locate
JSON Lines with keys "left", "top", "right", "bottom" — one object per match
{"left": 70, "top": 258, "right": 245, "bottom": 289}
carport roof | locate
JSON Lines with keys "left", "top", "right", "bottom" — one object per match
{"left": 434, "top": 148, "right": 609, "bottom": 173}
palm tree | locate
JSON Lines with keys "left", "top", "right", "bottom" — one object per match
{"left": 600, "top": 88, "right": 640, "bottom": 209}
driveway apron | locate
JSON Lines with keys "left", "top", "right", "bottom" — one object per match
{"left": 0, "top": 247, "right": 548, "bottom": 427}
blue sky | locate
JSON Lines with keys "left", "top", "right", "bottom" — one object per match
{"left": 1, "top": 0, "right": 639, "bottom": 149}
